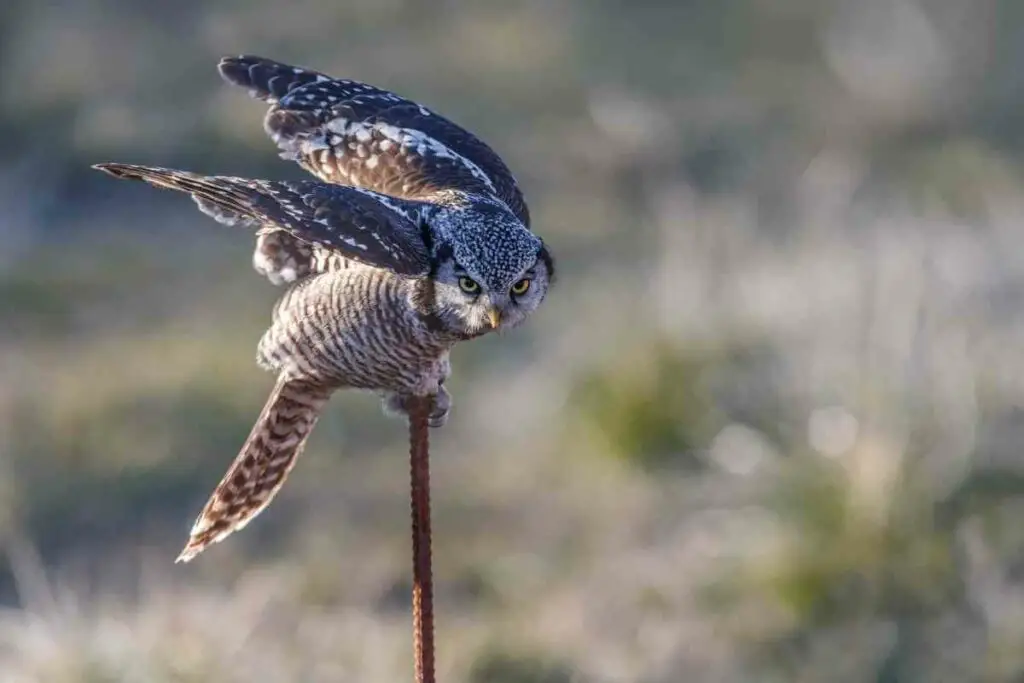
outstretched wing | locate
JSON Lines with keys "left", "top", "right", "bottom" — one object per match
{"left": 92, "top": 163, "right": 431, "bottom": 277}
{"left": 219, "top": 55, "right": 531, "bottom": 227}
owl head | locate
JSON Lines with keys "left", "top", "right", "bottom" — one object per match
{"left": 417, "top": 204, "right": 555, "bottom": 338}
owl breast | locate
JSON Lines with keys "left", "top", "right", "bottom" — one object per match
{"left": 256, "top": 265, "right": 453, "bottom": 395}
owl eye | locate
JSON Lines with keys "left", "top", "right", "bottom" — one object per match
{"left": 458, "top": 276, "right": 480, "bottom": 294}
{"left": 510, "top": 278, "right": 531, "bottom": 296}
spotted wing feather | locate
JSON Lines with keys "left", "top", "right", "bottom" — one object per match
{"left": 217, "top": 55, "right": 332, "bottom": 104}
{"left": 92, "top": 163, "right": 431, "bottom": 276}
{"left": 218, "top": 55, "right": 531, "bottom": 227}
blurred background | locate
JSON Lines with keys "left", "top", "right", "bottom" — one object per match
{"left": 3, "top": 0, "right": 1024, "bottom": 681}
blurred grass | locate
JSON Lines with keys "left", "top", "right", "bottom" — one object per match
{"left": 3, "top": 0, "right": 1024, "bottom": 682}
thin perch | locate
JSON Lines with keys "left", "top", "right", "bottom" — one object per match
{"left": 408, "top": 395, "right": 436, "bottom": 683}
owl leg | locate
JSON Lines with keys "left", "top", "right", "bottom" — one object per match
{"left": 381, "top": 382, "right": 451, "bottom": 428}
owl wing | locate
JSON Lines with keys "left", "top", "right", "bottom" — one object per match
{"left": 218, "top": 55, "right": 531, "bottom": 227}
{"left": 92, "top": 163, "right": 431, "bottom": 277}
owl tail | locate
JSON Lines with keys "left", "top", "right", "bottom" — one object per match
{"left": 176, "top": 376, "right": 332, "bottom": 563}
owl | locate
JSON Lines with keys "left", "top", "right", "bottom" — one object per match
{"left": 93, "top": 55, "right": 555, "bottom": 562}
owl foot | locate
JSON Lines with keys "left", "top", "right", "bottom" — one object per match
{"left": 382, "top": 385, "right": 451, "bottom": 428}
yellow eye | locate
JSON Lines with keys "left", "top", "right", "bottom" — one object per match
{"left": 458, "top": 276, "right": 480, "bottom": 294}
{"left": 511, "top": 278, "right": 531, "bottom": 296}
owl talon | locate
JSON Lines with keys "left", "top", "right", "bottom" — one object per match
{"left": 382, "top": 386, "right": 451, "bottom": 428}
{"left": 428, "top": 387, "right": 451, "bottom": 428}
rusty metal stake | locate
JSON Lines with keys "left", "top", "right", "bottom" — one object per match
{"left": 408, "top": 396, "right": 435, "bottom": 683}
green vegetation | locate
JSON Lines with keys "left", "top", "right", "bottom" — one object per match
{"left": 3, "top": 1, "right": 1024, "bottom": 681}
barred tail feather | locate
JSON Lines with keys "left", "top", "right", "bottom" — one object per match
{"left": 176, "top": 377, "right": 332, "bottom": 563}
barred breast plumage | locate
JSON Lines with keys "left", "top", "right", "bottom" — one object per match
{"left": 258, "top": 264, "right": 452, "bottom": 394}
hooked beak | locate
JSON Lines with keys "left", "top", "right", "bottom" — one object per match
{"left": 486, "top": 307, "right": 502, "bottom": 329}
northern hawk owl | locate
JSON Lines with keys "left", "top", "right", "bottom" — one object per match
{"left": 93, "top": 55, "right": 555, "bottom": 562}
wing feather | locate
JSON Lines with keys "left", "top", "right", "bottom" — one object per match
{"left": 92, "top": 163, "right": 431, "bottom": 277}
{"left": 218, "top": 55, "right": 531, "bottom": 227}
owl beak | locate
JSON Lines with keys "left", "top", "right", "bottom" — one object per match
{"left": 486, "top": 307, "right": 502, "bottom": 329}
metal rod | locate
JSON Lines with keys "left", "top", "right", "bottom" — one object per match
{"left": 408, "top": 396, "right": 435, "bottom": 683}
